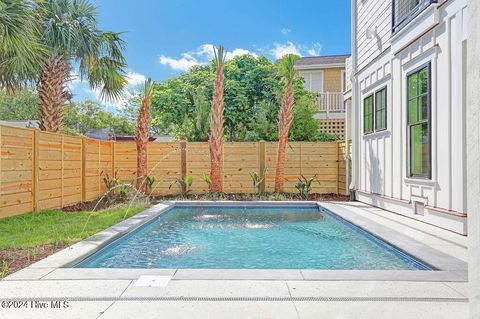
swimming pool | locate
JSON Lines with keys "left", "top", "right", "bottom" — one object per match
{"left": 77, "top": 205, "right": 431, "bottom": 270}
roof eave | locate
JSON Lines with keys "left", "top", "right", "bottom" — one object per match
{"left": 294, "top": 63, "right": 346, "bottom": 70}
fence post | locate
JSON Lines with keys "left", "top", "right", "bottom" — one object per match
{"left": 259, "top": 140, "right": 266, "bottom": 192}
{"left": 32, "top": 130, "right": 40, "bottom": 211}
{"left": 111, "top": 141, "right": 115, "bottom": 178}
{"left": 180, "top": 140, "right": 187, "bottom": 193}
{"left": 81, "top": 137, "right": 86, "bottom": 202}
{"left": 60, "top": 135, "right": 64, "bottom": 208}
{"left": 336, "top": 141, "right": 340, "bottom": 195}
{"left": 345, "top": 143, "right": 350, "bottom": 196}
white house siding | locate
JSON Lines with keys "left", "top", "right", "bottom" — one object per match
{"left": 352, "top": 0, "right": 468, "bottom": 234}
{"left": 356, "top": 0, "right": 392, "bottom": 71}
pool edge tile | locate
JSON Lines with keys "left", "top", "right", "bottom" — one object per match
{"left": 41, "top": 268, "right": 177, "bottom": 280}
{"left": 173, "top": 269, "right": 304, "bottom": 281}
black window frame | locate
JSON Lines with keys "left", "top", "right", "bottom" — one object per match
{"left": 375, "top": 87, "right": 387, "bottom": 131}
{"left": 406, "top": 62, "right": 431, "bottom": 179}
{"left": 363, "top": 95, "right": 374, "bottom": 135}
{"left": 392, "top": 0, "right": 438, "bottom": 34}
{"left": 363, "top": 86, "right": 388, "bottom": 136}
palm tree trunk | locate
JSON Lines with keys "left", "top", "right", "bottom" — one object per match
{"left": 274, "top": 84, "right": 294, "bottom": 192}
{"left": 38, "top": 55, "right": 72, "bottom": 132}
{"left": 209, "top": 61, "right": 225, "bottom": 192}
{"left": 135, "top": 79, "right": 152, "bottom": 193}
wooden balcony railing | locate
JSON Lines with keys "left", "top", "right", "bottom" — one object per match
{"left": 318, "top": 92, "right": 345, "bottom": 114}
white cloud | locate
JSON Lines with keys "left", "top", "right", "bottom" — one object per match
{"left": 226, "top": 48, "right": 257, "bottom": 60}
{"left": 76, "top": 70, "right": 145, "bottom": 110}
{"left": 271, "top": 41, "right": 302, "bottom": 59}
{"left": 280, "top": 28, "right": 291, "bottom": 35}
{"left": 84, "top": 86, "right": 103, "bottom": 102}
{"left": 159, "top": 53, "right": 200, "bottom": 72}
{"left": 159, "top": 44, "right": 257, "bottom": 72}
{"left": 195, "top": 44, "right": 215, "bottom": 60}
{"left": 270, "top": 41, "right": 323, "bottom": 59}
{"left": 307, "top": 42, "right": 322, "bottom": 56}
{"left": 126, "top": 71, "right": 146, "bottom": 86}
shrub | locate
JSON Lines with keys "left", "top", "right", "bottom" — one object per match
{"left": 295, "top": 174, "right": 318, "bottom": 197}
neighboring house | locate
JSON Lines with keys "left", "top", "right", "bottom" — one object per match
{"left": 115, "top": 136, "right": 167, "bottom": 142}
{"left": 0, "top": 120, "right": 40, "bottom": 129}
{"left": 85, "top": 129, "right": 168, "bottom": 142}
{"left": 295, "top": 55, "right": 350, "bottom": 138}
{"left": 85, "top": 129, "right": 114, "bottom": 140}
{"left": 348, "top": 0, "right": 468, "bottom": 234}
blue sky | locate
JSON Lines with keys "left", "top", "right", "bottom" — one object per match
{"left": 73, "top": 0, "right": 351, "bottom": 109}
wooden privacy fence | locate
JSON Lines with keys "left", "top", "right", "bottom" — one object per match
{"left": 0, "top": 124, "right": 352, "bottom": 218}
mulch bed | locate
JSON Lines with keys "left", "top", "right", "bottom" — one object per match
{"left": 60, "top": 194, "right": 350, "bottom": 212}
{"left": 61, "top": 201, "right": 95, "bottom": 212}
{"left": 0, "top": 244, "right": 68, "bottom": 278}
{"left": 154, "top": 193, "right": 350, "bottom": 202}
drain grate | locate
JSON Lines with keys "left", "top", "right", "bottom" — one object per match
{"left": 0, "top": 296, "right": 468, "bottom": 303}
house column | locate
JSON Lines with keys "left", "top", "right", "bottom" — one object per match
{"left": 467, "top": 0, "right": 480, "bottom": 317}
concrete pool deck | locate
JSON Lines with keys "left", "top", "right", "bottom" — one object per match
{"left": 0, "top": 201, "right": 469, "bottom": 318}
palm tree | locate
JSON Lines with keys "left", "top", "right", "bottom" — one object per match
{"left": 135, "top": 78, "right": 153, "bottom": 193}
{"left": 36, "top": 0, "right": 127, "bottom": 132}
{"left": 209, "top": 45, "right": 226, "bottom": 192}
{"left": 274, "top": 54, "right": 299, "bottom": 192}
{"left": 0, "top": 0, "right": 46, "bottom": 89}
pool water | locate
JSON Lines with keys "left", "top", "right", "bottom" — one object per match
{"left": 77, "top": 205, "right": 430, "bottom": 270}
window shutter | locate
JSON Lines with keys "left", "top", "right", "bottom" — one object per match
{"left": 310, "top": 71, "right": 323, "bottom": 92}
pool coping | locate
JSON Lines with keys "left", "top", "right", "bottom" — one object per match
{"left": 3, "top": 201, "right": 467, "bottom": 282}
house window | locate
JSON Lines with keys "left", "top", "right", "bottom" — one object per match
{"left": 341, "top": 70, "right": 346, "bottom": 92}
{"left": 407, "top": 64, "right": 430, "bottom": 178}
{"left": 363, "top": 95, "right": 373, "bottom": 134}
{"left": 299, "top": 71, "right": 323, "bottom": 92}
{"left": 375, "top": 88, "right": 387, "bottom": 131}
{"left": 364, "top": 87, "right": 388, "bottom": 135}
{"left": 392, "top": 0, "right": 437, "bottom": 33}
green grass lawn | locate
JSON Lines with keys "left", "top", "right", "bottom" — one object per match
{"left": 0, "top": 204, "right": 146, "bottom": 250}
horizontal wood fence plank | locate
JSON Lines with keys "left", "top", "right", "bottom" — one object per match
{"left": 0, "top": 125, "right": 347, "bottom": 218}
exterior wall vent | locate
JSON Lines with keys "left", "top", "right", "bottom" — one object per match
{"left": 414, "top": 201, "right": 425, "bottom": 216}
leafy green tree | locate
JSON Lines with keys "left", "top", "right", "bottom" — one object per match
{"left": 0, "top": 88, "right": 39, "bottom": 120}
{"left": 192, "top": 87, "right": 210, "bottom": 141}
{"left": 64, "top": 100, "right": 134, "bottom": 136}
{"left": 151, "top": 54, "right": 282, "bottom": 140}
{"left": 244, "top": 101, "right": 278, "bottom": 141}
{"left": 149, "top": 53, "right": 327, "bottom": 142}
{"left": 222, "top": 55, "right": 280, "bottom": 141}
{"left": 289, "top": 94, "right": 320, "bottom": 141}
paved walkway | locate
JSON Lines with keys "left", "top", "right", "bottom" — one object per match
{"left": 0, "top": 279, "right": 469, "bottom": 318}
{"left": 0, "top": 202, "right": 469, "bottom": 318}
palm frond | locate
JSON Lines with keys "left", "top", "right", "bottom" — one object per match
{"left": 144, "top": 78, "right": 153, "bottom": 98}
{"left": 37, "top": 0, "right": 98, "bottom": 58}
{"left": 85, "top": 55, "right": 127, "bottom": 102}
{"left": 277, "top": 54, "right": 300, "bottom": 85}
{"left": 0, "top": 0, "right": 47, "bottom": 89}
{"left": 213, "top": 45, "right": 226, "bottom": 68}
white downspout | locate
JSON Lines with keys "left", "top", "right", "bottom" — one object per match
{"left": 349, "top": 0, "right": 359, "bottom": 199}
{"left": 467, "top": 0, "right": 480, "bottom": 316}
